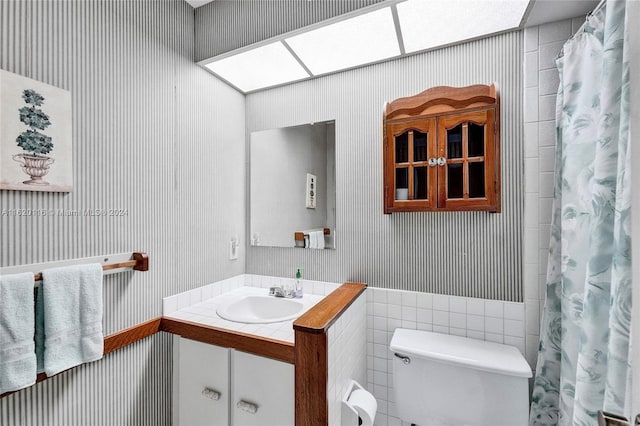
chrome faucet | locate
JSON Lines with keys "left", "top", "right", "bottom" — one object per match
{"left": 269, "top": 285, "right": 294, "bottom": 298}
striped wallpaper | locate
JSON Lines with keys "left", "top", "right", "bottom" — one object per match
{"left": 245, "top": 31, "right": 524, "bottom": 301}
{"left": 1, "top": 0, "right": 525, "bottom": 424}
{"left": 0, "top": 0, "right": 245, "bottom": 424}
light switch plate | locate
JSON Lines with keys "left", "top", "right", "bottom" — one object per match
{"left": 229, "top": 236, "right": 239, "bottom": 260}
{"left": 306, "top": 173, "right": 316, "bottom": 209}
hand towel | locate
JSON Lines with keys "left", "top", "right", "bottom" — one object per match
{"left": 309, "top": 230, "right": 325, "bottom": 250}
{"left": 0, "top": 272, "right": 37, "bottom": 393}
{"left": 42, "top": 263, "right": 103, "bottom": 376}
{"left": 308, "top": 231, "right": 317, "bottom": 249}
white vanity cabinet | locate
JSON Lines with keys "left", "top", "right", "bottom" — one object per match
{"left": 174, "top": 337, "right": 294, "bottom": 426}
{"left": 231, "top": 349, "right": 294, "bottom": 426}
{"left": 175, "top": 337, "right": 230, "bottom": 426}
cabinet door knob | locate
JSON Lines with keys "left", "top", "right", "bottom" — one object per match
{"left": 437, "top": 157, "right": 446, "bottom": 166}
{"left": 428, "top": 158, "right": 437, "bottom": 167}
{"left": 202, "top": 387, "right": 221, "bottom": 401}
{"left": 237, "top": 400, "right": 259, "bottom": 414}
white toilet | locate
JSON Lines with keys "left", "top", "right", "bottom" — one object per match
{"left": 390, "top": 328, "right": 532, "bottom": 426}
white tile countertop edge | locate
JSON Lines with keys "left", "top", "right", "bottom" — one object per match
{"left": 162, "top": 274, "right": 339, "bottom": 343}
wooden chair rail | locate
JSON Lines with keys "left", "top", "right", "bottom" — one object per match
{"left": 0, "top": 317, "right": 161, "bottom": 399}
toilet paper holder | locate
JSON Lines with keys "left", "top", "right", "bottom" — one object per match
{"left": 342, "top": 380, "right": 377, "bottom": 426}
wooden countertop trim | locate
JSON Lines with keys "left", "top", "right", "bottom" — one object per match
{"left": 293, "top": 282, "right": 366, "bottom": 334}
{"left": 159, "top": 317, "right": 295, "bottom": 364}
{"left": 294, "top": 331, "right": 328, "bottom": 426}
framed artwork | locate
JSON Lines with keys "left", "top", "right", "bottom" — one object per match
{"left": 0, "top": 69, "right": 72, "bottom": 192}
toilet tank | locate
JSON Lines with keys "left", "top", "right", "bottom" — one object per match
{"left": 390, "top": 329, "right": 532, "bottom": 426}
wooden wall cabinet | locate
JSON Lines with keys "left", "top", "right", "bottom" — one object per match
{"left": 384, "top": 84, "right": 500, "bottom": 213}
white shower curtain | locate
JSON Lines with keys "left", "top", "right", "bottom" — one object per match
{"left": 529, "top": 1, "right": 632, "bottom": 425}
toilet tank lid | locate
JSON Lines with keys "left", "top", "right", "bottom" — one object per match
{"left": 390, "top": 329, "right": 532, "bottom": 378}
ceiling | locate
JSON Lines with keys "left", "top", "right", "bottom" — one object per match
{"left": 190, "top": 0, "right": 601, "bottom": 93}
{"left": 184, "top": 0, "right": 214, "bottom": 8}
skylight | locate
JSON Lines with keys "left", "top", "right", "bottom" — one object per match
{"left": 200, "top": 1, "right": 532, "bottom": 93}
{"left": 397, "top": 0, "right": 530, "bottom": 53}
{"left": 285, "top": 7, "right": 400, "bottom": 76}
{"left": 204, "top": 42, "right": 310, "bottom": 93}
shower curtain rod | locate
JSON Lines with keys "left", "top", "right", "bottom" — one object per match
{"left": 556, "top": 0, "right": 607, "bottom": 60}
{"left": 591, "top": 0, "right": 606, "bottom": 16}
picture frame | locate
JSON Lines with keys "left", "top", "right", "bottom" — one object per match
{"left": 0, "top": 69, "right": 72, "bottom": 192}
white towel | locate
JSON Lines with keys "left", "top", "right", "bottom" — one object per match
{"left": 308, "top": 230, "right": 325, "bottom": 250}
{"left": 0, "top": 272, "right": 37, "bottom": 393}
{"left": 42, "top": 263, "right": 103, "bottom": 376}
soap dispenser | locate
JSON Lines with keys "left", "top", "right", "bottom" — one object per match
{"left": 294, "top": 267, "right": 303, "bottom": 298}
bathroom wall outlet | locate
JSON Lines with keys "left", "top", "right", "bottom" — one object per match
{"left": 306, "top": 173, "right": 316, "bottom": 209}
{"left": 229, "top": 236, "right": 239, "bottom": 260}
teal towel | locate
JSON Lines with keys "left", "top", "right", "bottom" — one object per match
{"left": 35, "top": 283, "right": 44, "bottom": 373}
{"left": 42, "top": 263, "right": 104, "bottom": 376}
{"left": 0, "top": 272, "right": 37, "bottom": 393}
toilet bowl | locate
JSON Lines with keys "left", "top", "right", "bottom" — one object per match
{"left": 390, "top": 328, "right": 532, "bottom": 426}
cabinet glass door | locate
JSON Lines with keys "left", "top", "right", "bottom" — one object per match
{"left": 386, "top": 119, "right": 436, "bottom": 211}
{"left": 437, "top": 109, "right": 495, "bottom": 209}
{"left": 412, "top": 131, "right": 429, "bottom": 200}
{"left": 394, "top": 130, "right": 410, "bottom": 201}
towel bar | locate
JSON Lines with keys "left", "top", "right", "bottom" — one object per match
{"left": 32, "top": 252, "right": 148, "bottom": 282}
{"left": 294, "top": 228, "right": 330, "bottom": 242}
{"left": 0, "top": 252, "right": 149, "bottom": 283}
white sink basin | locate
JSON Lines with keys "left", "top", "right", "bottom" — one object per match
{"left": 216, "top": 295, "right": 305, "bottom": 324}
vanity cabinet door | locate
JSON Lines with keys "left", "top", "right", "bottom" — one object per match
{"left": 231, "top": 350, "right": 294, "bottom": 426}
{"left": 175, "top": 337, "right": 230, "bottom": 426}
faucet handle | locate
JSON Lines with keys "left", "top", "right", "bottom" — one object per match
{"left": 269, "top": 286, "right": 284, "bottom": 297}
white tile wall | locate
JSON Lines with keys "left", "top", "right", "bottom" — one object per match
{"left": 328, "top": 294, "right": 367, "bottom": 426}
{"left": 522, "top": 18, "right": 582, "bottom": 370}
{"left": 366, "top": 287, "right": 527, "bottom": 426}
{"left": 538, "top": 20, "right": 572, "bottom": 45}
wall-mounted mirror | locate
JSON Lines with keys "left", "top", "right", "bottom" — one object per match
{"left": 250, "top": 121, "right": 336, "bottom": 249}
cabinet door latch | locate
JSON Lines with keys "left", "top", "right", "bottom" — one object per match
{"left": 202, "top": 387, "right": 221, "bottom": 401}
{"left": 237, "top": 400, "right": 259, "bottom": 414}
